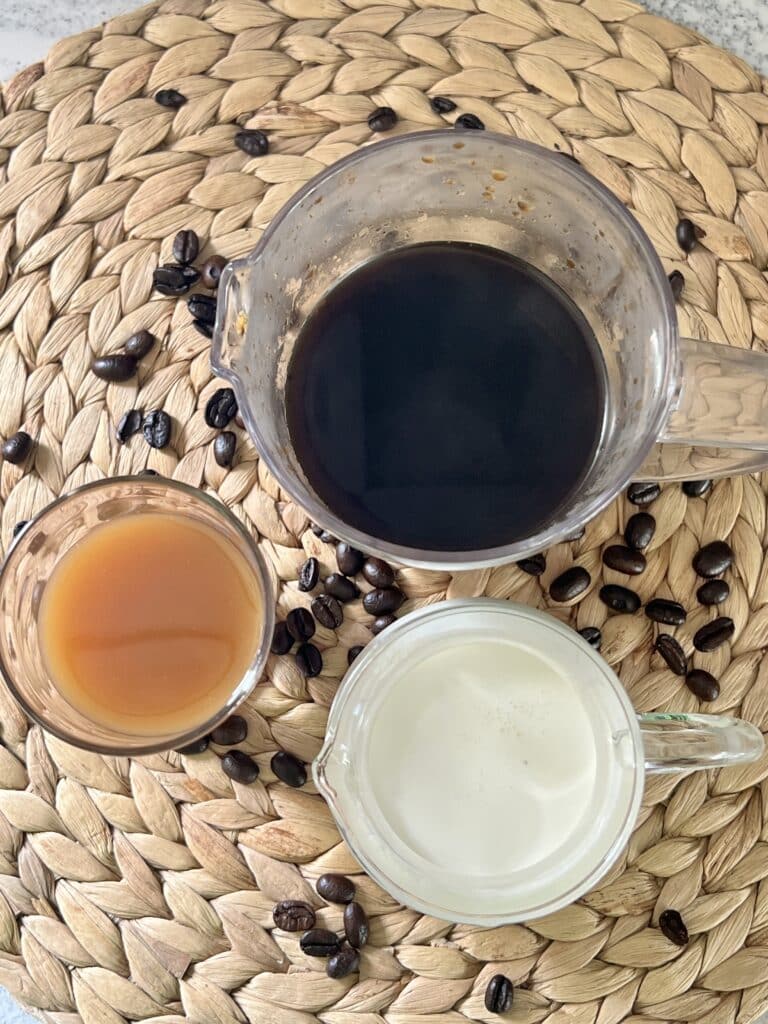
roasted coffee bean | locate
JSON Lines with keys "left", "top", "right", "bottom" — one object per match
{"left": 153, "top": 263, "right": 199, "bottom": 295}
{"left": 692, "top": 540, "right": 733, "bottom": 578}
{"left": 287, "top": 607, "right": 316, "bottom": 642}
{"left": 337, "top": 543, "right": 364, "bottom": 576}
{"left": 298, "top": 557, "right": 320, "bottom": 592}
{"left": 578, "top": 626, "right": 602, "bottom": 649}
{"left": 192, "top": 318, "right": 213, "bottom": 339}
{"left": 205, "top": 388, "right": 238, "bottom": 428}
{"left": 234, "top": 414, "right": 245, "bottom": 429}
{"left": 188, "top": 293, "right": 217, "bottom": 326}
{"left": 172, "top": 229, "right": 199, "bottom": 265}
{"left": 368, "top": 107, "right": 397, "bottom": 132}
{"left": 143, "top": 409, "right": 172, "bottom": 449}
{"left": 600, "top": 584, "right": 641, "bottom": 614}
{"left": 271, "top": 751, "right": 307, "bottom": 788}
{"left": 676, "top": 218, "right": 697, "bottom": 253}
{"left": 310, "top": 523, "right": 324, "bottom": 537}
{"left": 320, "top": 530, "right": 337, "bottom": 544}
{"left": 201, "top": 254, "right": 227, "bottom": 289}
{"left": 116, "top": 410, "right": 142, "bottom": 443}
{"left": 213, "top": 430, "right": 237, "bottom": 468}
{"left": 347, "top": 645, "right": 364, "bottom": 665}
{"left": 343, "top": 902, "right": 369, "bottom": 947}
{"left": 12, "top": 520, "right": 28, "bottom": 538}
{"left": 549, "top": 566, "right": 590, "bottom": 603}
{"left": 430, "top": 95, "right": 457, "bottom": 113}
{"left": 92, "top": 354, "right": 137, "bottom": 382}
{"left": 686, "top": 668, "right": 720, "bottom": 701}
{"left": 1, "top": 430, "right": 33, "bottom": 464}
{"left": 327, "top": 947, "right": 360, "bottom": 979}
{"left": 235, "top": 129, "right": 269, "bottom": 156}
{"left": 311, "top": 593, "right": 343, "bottom": 630}
{"left": 140, "top": 468, "right": 159, "bottom": 476}
{"left": 682, "top": 479, "right": 712, "bottom": 497}
{"left": 625, "top": 512, "right": 656, "bottom": 551}
{"left": 155, "top": 88, "right": 187, "bottom": 108}
{"left": 668, "top": 270, "right": 685, "bottom": 301}
{"left": 698, "top": 579, "right": 729, "bottom": 606}
{"left": 271, "top": 621, "right": 293, "bottom": 655}
{"left": 296, "top": 642, "right": 323, "bottom": 677}
{"left": 654, "top": 634, "right": 687, "bottom": 676}
{"left": 211, "top": 715, "right": 247, "bottom": 746}
{"left": 175, "top": 735, "right": 209, "bottom": 755}
{"left": 325, "top": 573, "right": 360, "bottom": 602}
{"left": 317, "top": 873, "right": 355, "bottom": 904}
{"left": 485, "top": 974, "right": 514, "bottom": 1015}
{"left": 363, "top": 587, "right": 405, "bottom": 615}
{"left": 455, "top": 112, "right": 485, "bottom": 130}
{"left": 567, "top": 526, "right": 586, "bottom": 542}
{"left": 627, "top": 481, "right": 660, "bottom": 506}
{"left": 603, "top": 545, "right": 646, "bottom": 575}
{"left": 659, "top": 908, "right": 689, "bottom": 947}
{"left": 516, "top": 553, "right": 546, "bottom": 576}
{"left": 300, "top": 929, "right": 341, "bottom": 958}
{"left": 273, "top": 900, "right": 316, "bottom": 932}
{"left": 362, "top": 557, "right": 396, "bottom": 588}
{"left": 124, "top": 330, "right": 156, "bottom": 359}
{"left": 371, "top": 614, "right": 396, "bottom": 634}
{"left": 693, "top": 616, "right": 734, "bottom": 652}
{"left": 645, "top": 599, "right": 687, "bottom": 626}
{"left": 221, "top": 749, "right": 259, "bottom": 784}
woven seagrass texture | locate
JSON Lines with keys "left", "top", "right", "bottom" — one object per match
{"left": 1, "top": 1, "right": 768, "bottom": 1022}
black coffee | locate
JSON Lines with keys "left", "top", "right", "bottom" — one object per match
{"left": 286, "top": 243, "right": 605, "bottom": 551}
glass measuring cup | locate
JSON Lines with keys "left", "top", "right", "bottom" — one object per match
{"left": 213, "top": 130, "right": 768, "bottom": 569}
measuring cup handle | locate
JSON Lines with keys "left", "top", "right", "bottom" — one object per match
{"left": 639, "top": 712, "right": 764, "bottom": 774}
{"left": 636, "top": 336, "right": 768, "bottom": 481}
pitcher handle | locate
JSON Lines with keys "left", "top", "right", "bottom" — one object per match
{"left": 635, "top": 336, "right": 768, "bottom": 481}
{"left": 640, "top": 712, "right": 763, "bottom": 774}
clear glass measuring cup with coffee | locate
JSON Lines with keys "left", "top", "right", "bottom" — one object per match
{"left": 213, "top": 131, "right": 768, "bottom": 568}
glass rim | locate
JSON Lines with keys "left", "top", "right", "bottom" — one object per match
{"left": 0, "top": 475, "right": 275, "bottom": 757}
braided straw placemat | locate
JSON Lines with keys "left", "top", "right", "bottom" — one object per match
{"left": 1, "top": 1, "right": 768, "bottom": 1022}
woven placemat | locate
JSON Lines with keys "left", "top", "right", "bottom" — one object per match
{"left": 1, "top": 1, "right": 768, "bottom": 1022}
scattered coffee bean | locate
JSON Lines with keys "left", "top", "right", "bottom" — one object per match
{"left": 234, "top": 414, "right": 245, "bottom": 429}
{"left": 371, "top": 614, "right": 396, "bottom": 634}
{"left": 693, "top": 616, "right": 734, "bottom": 652}
{"left": 188, "top": 293, "right": 217, "bottom": 327}
{"left": 654, "top": 634, "right": 687, "bottom": 676}
{"left": 300, "top": 928, "right": 341, "bottom": 958}
{"left": 192, "top": 319, "right": 213, "bottom": 339}
{"left": 485, "top": 974, "right": 514, "bottom": 1015}
{"left": 153, "top": 263, "right": 199, "bottom": 295}
{"left": 362, "top": 557, "right": 395, "bottom": 588}
{"left": 325, "top": 573, "right": 360, "bottom": 602}
{"left": 175, "top": 735, "right": 209, "bottom": 755}
{"left": 603, "top": 545, "right": 646, "bottom": 575}
{"left": 1, "top": 430, "right": 33, "bottom": 465}
{"left": 600, "top": 584, "right": 640, "bottom": 614}
{"left": 143, "top": 409, "right": 172, "bottom": 449}
{"left": 210, "top": 715, "right": 247, "bottom": 746}
{"left": 155, "top": 88, "right": 187, "bottom": 108}
{"left": 455, "top": 112, "right": 485, "bottom": 130}
{"left": 659, "top": 908, "right": 689, "bottom": 947}
{"left": 286, "top": 607, "right": 315, "bottom": 642}
{"left": 682, "top": 479, "right": 712, "bottom": 497}
{"left": 221, "top": 749, "right": 259, "bottom": 784}
{"left": 140, "top": 468, "right": 159, "bottom": 476}
{"left": 115, "top": 409, "right": 142, "bottom": 445}
{"left": 668, "top": 270, "right": 685, "bottom": 301}
{"left": 92, "top": 354, "right": 137, "bottom": 382}
{"left": 298, "top": 557, "right": 319, "bottom": 592}
{"left": 578, "top": 626, "right": 601, "bottom": 649}
{"left": 235, "top": 129, "right": 269, "bottom": 156}
{"left": 363, "top": 587, "right": 405, "bottom": 616}
{"left": 201, "top": 254, "right": 227, "bottom": 289}
{"left": 347, "top": 645, "right": 364, "bottom": 665}
{"left": 124, "top": 330, "right": 156, "bottom": 359}
{"left": 205, "top": 387, "right": 238, "bottom": 429}
{"left": 686, "top": 668, "right": 720, "bottom": 701}
{"left": 327, "top": 947, "right": 360, "bottom": 979}
{"left": 310, "top": 523, "right": 324, "bottom": 537}
{"left": 645, "top": 599, "right": 687, "bottom": 626}
{"left": 12, "top": 520, "right": 28, "bottom": 538}
{"left": 430, "top": 95, "right": 457, "bottom": 113}
{"left": 336, "top": 543, "right": 364, "bottom": 576}
{"left": 172, "top": 229, "right": 199, "bottom": 265}
{"left": 311, "top": 593, "right": 343, "bottom": 630}
{"left": 320, "top": 530, "right": 337, "bottom": 544}
{"left": 625, "top": 512, "right": 656, "bottom": 551}
{"left": 517, "top": 553, "right": 546, "bottom": 576}
{"left": 271, "top": 751, "right": 307, "bottom": 788}
{"left": 213, "top": 430, "right": 236, "bottom": 468}
{"left": 317, "top": 873, "right": 355, "bottom": 904}
{"left": 273, "top": 900, "right": 316, "bottom": 932}
{"left": 296, "top": 642, "right": 323, "bottom": 677}
{"left": 627, "top": 481, "right": 660, "bottom": 506}
{"left": 549, "top": 566, "right": 590, "bottom": 603}
{"left": 368, "top": 106, "right": 397, "bottom": 132}
{"left": 343, "top": 902, "right": 369, "bottom": 948}
{"left": 676, "top": 218, "right": 697, "bottom": 254}
{"left": 271, "top": 621, "right": 293, "bottom": 655}
{"left": 697, "top": 579, "right": 729, "bottom": 606}
{"left": 567, "top": 526, "right": 586, "bottom": 542}
{"left": 692, "top": 540, "right": 733, "bottom": 578}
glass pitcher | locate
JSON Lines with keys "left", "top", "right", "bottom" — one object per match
{"left": 213, "top": 131, "right": 768, "bottom": 569}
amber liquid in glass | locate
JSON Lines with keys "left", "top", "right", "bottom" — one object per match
{"left": 38, "top": 513, "right": 262, "bottom": 736}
